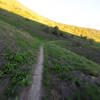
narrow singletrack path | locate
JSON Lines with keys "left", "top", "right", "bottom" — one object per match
{"left": 20, "top": 45, "right": 44, "bottom": 100}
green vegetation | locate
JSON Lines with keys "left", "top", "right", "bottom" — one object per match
{"left": 43, "top": 43, "right": 100, "bottom": 100}
{"left": 0, "top": 20, "right": 41, "bottom": 100}
{"left": 0, "top": 4, "right": 100, "bottom": 100}
{"left": 51, "top": 36, "right": 100, "bottom": 65}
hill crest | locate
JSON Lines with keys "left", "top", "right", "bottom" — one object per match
{"left": 0, "top": 0, "right": 100, "bottom": 42}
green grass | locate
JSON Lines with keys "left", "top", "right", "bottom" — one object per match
{"left": 43, "top": 42, "right": 100, "bottom": 100}
{"left": 52, "top": 37, "right": 100, "bottom": 65}
{"left": 0, "top": 8, "right": 100, "bottom": 100}
{"left": 0, "top": 20, "right": 41, "bottom": 100}
{"left": 0, "top": 50, "right": 34, "bottom": 99}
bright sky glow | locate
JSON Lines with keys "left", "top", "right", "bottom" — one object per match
{"left": 18, "top": 0, "right": 100, "bottom": 30}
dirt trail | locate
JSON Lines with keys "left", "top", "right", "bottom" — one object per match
{"left": 20, "top": 45, "right": 44, "bottom": 100}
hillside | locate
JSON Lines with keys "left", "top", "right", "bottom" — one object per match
{"left": 0, "top": 0, "right": 100, "bottom": 42}
{"left": 0, "top": 0, "right": 100, "bottom": 100}
{"left": 0, "top": 19, "right": 41, "bottom": 100}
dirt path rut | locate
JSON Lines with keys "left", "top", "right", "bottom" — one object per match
{"left": 20, "top": 45, "right": 44, "bottom": 100}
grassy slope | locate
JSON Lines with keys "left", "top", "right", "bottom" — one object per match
{"left": 50, "top": 39, "right": 100, "bottom": 65}
{"left": 0, "top": 1, "right": 100, "bottom": 100}
{"left": 0, "top": 7, "right": 60, "bottom": 100}
{"left": 0, "top": 0, "right": 100, "bottom": 42}
{"left": 0, "top": 20, "right": 41, "bottom": 100}
{"left": 43, "top": 43, "right": 100, "bottom": 100}
{"left": 0, "top": 8, "right": 59, "bottom": 42}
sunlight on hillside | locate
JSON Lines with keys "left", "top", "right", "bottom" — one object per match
{"left": 0, "top": 0, "right": 100, "bottom": 42}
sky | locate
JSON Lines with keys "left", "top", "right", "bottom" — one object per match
{"left": 18, "top": 0, "right": 100, "bottom": 30}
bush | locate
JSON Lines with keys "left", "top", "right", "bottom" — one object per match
{"left": 80, "top": 35, "right": 87, "bottom": 40}
{"left": 52, "top": 26, "right": 59, "bottom": 35}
